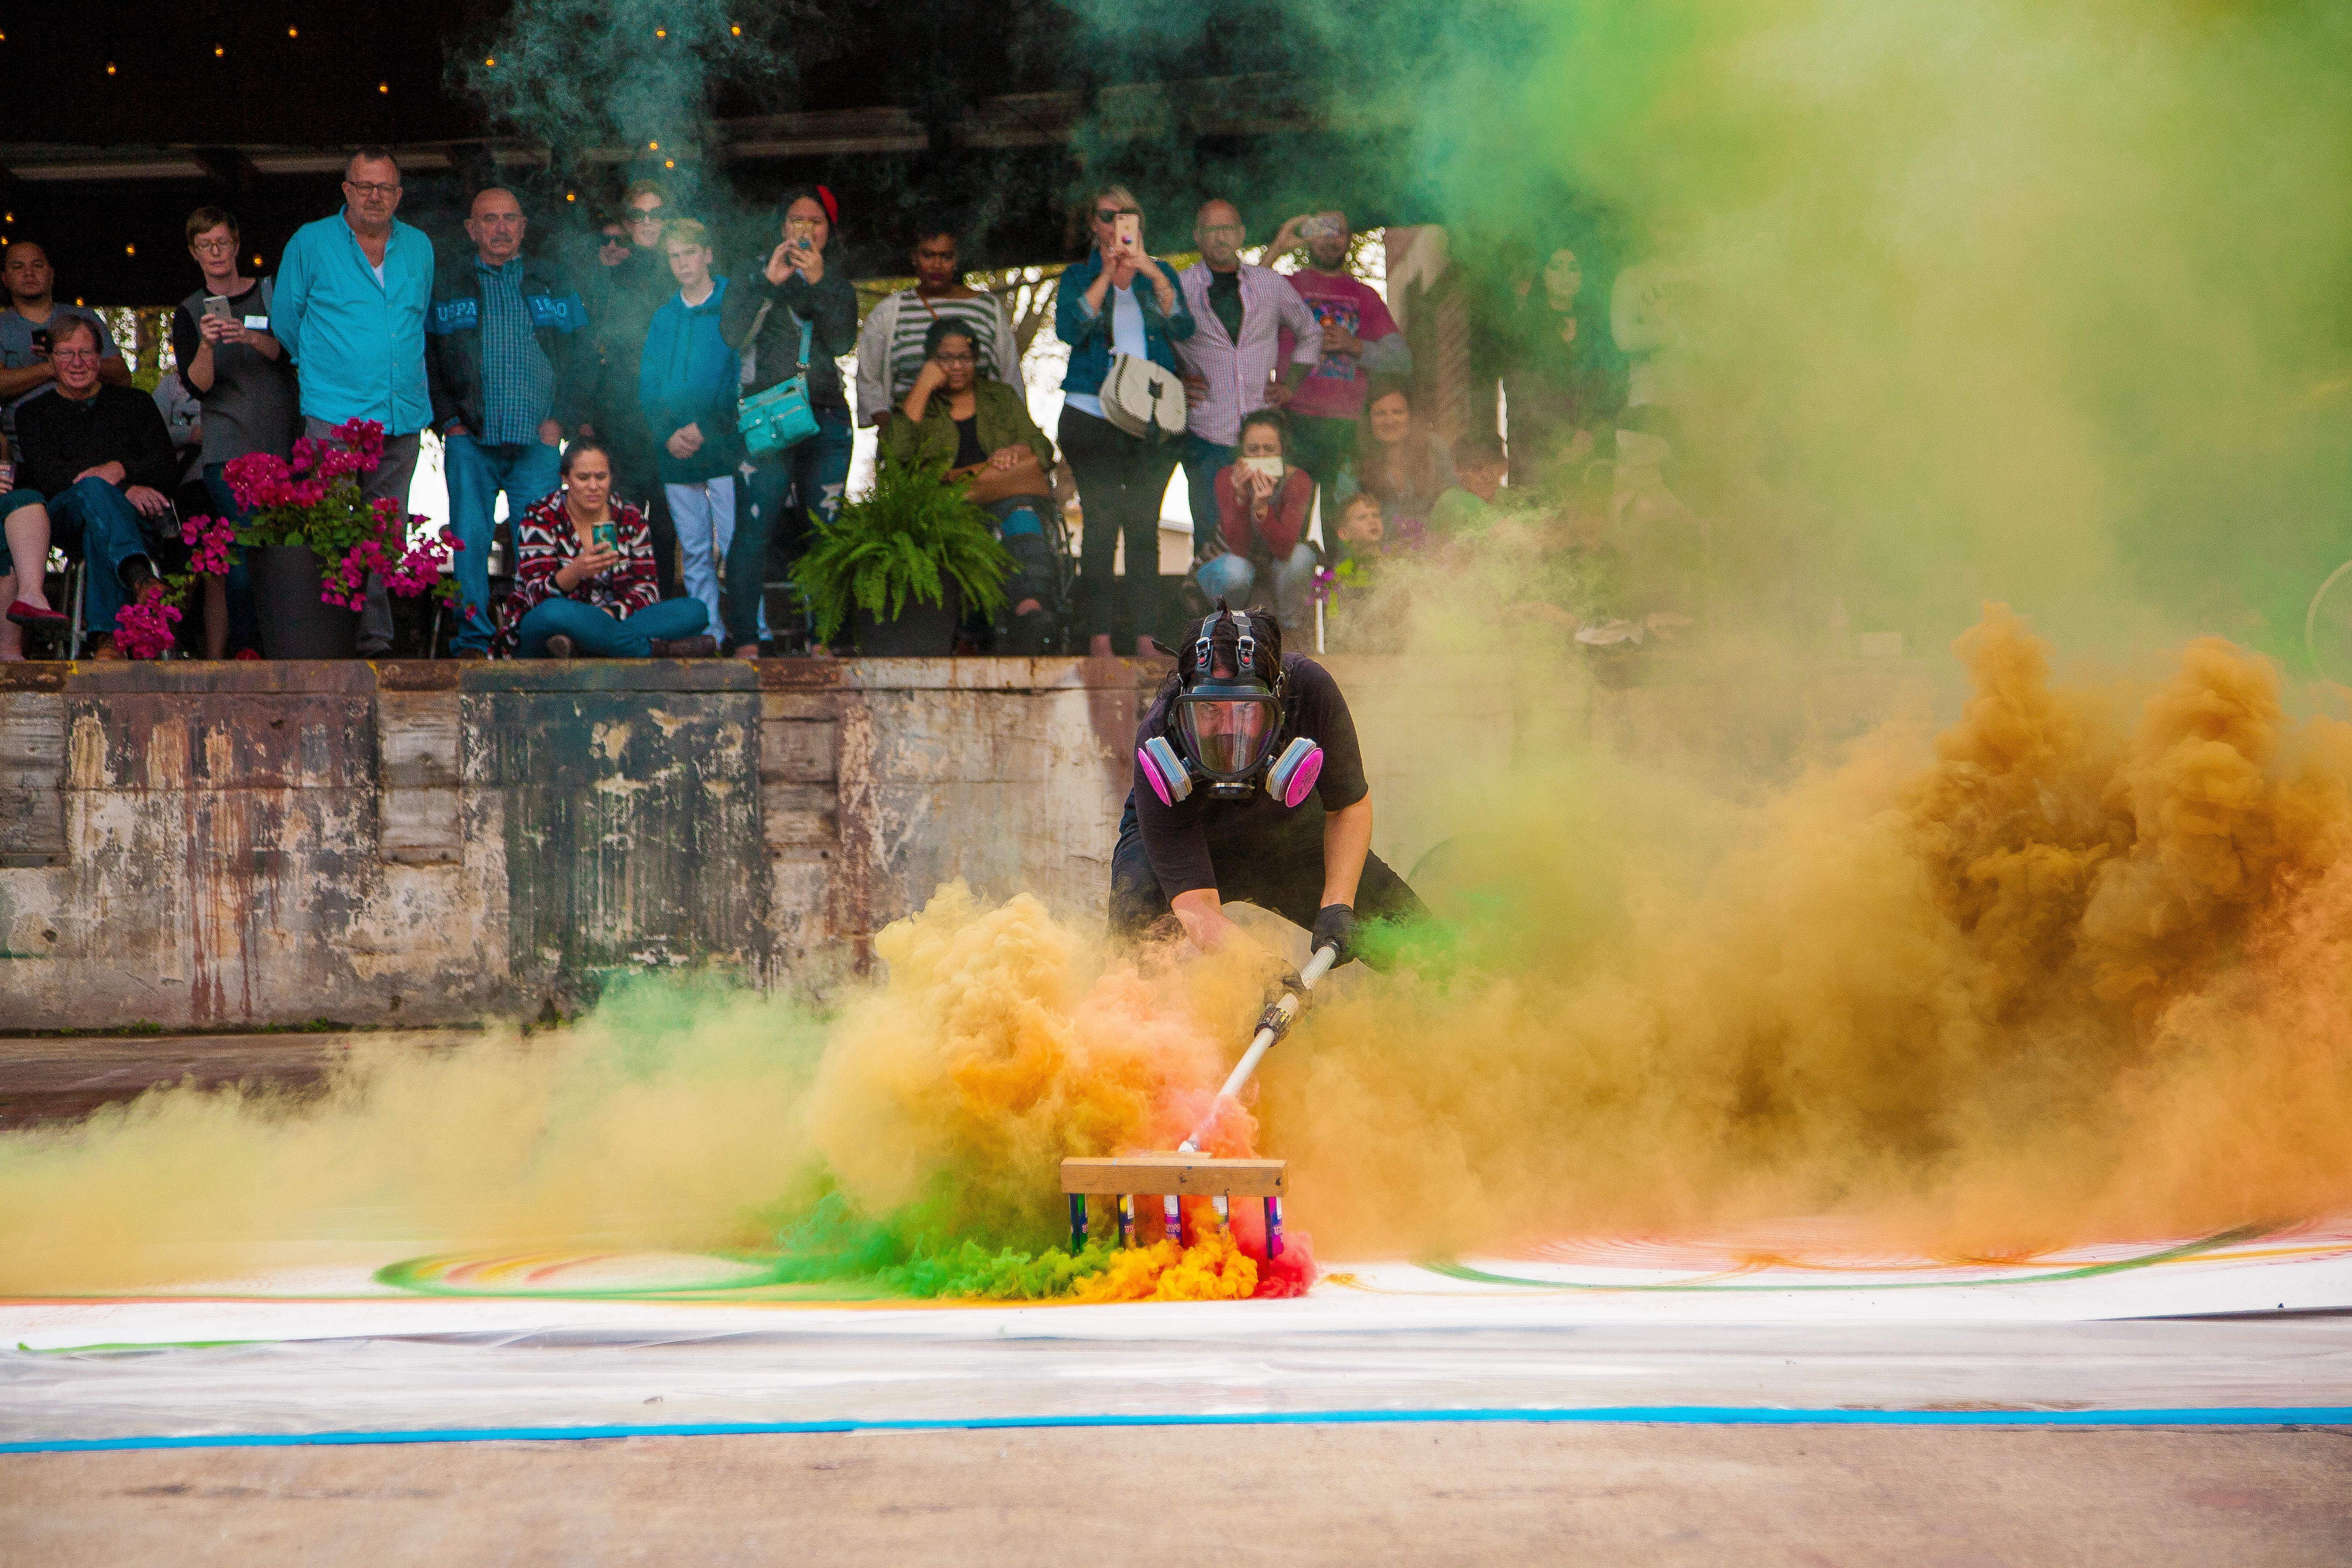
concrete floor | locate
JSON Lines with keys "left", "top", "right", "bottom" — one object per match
{"left": 6, "top": 1423, "right": 2348, "bottom": 1566}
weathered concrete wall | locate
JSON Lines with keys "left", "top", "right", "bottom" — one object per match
{"left": 0, "top": 652, "right": 1955, "bottom": 1031}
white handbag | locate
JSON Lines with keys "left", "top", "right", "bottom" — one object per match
{"left": 1100, "top": 352, "right": 1187, "bottom": 440}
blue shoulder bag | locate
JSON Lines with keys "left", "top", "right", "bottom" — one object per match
{"left": 737, "top": 307, "right": 818, "bottom": 457}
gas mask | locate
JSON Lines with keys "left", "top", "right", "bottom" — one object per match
{"left": 1137, "top": 607, "right": 1324, "bottom": 806}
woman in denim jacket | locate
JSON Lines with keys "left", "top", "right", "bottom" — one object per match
{"left": 1055, "top": 185, "right": 1195, "bottom": 657}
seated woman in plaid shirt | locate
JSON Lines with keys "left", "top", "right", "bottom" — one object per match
{"left": 493, "top": 439, "right": 715, "bottom": 659}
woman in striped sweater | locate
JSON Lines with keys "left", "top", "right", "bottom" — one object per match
{"left": 494, "top": 439, "right": 714, "bottom": 659}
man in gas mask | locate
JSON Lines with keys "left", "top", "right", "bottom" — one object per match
{"left": 1112, "top": 603, "right": 1425, "bottom": 964}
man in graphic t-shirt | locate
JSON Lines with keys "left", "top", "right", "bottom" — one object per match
{"left": 1271, "top": 209, "right": 1412, "bottom": 516}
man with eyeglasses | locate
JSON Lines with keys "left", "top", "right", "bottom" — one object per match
{"left": 0, "top": 242, "right": 130, "bottom": 447}
{"left": 14, "top": 316, "right": 178, "bottom": 658}
{"left": 425, "top": 186, "right": 590, "bottom": 658}
{"left": 1171, "top": 200, "right": 1323, "bottom": 544}
{"left": 584, "top": 180, "right": 682, "bottom": 599}
{"left": 274, "top": 145, "right": 436, "bottom": 655}
{"left": 170, "top": 206, "right": 298, "bottom": 657}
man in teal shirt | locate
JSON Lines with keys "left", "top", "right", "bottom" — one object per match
{"left": 272, "top": 146, "right": 435, "bottom": 654}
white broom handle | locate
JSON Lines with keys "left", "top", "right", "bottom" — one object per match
{"left": 1183, "top": 946, "right": 1338, "bottom": 1151}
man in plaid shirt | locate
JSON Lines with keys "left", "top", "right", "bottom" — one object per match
{"left": 426, "top": 186, "right": 590, "bottom": 658}
{"left": 1172, "top": 199, "right": 1323, "bottom": 543}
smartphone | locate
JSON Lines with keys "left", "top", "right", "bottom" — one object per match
{"left": 201, "top": 295, "right": 234, "bottom": 321}
{"left": 591, "top": 521, "right": 618, "bottom": 553}
{"left": 786, "top": 216, "right": 817, "bottom": 248}
{"left": 29, "top": 328, "right": 48, "bottom": 355}
{"left": 1112, "top": 213, "right": 1142, "bottom": 258}
{"left": 1301, "top": 215, "right": 1343, "bottom": 241}
{"left": 1238, "top": 455, "right": 1286, "bottom": 481}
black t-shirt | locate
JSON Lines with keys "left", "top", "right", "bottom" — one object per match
{"left": 1132, "top": 654, "right": 1369, "bottom": 899}
{"left": 952, "top": 413, "right": 986, "bottom": 470}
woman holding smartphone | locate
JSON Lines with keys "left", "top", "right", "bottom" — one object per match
{"left": 1054, "top": 184, "right": 1195, "bottom": 657}
{"left": 494, "top": 439, "right": 715, "bottom": 659}
{"left": 1196, "top": 409, "right": 1317, "bottom": 635}
{"left": 723, "top": 184, "right": 859, "bottom": 656}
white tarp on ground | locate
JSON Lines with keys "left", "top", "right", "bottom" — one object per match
{"left": 5, "top": 1220, "right": 2351, "bottom": 1444}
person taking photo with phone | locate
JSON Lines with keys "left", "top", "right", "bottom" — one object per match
{"left": 1055, "top": 184, "right": 1195, "bottom": 658}
{"left": 171, "top": 206, "right": 298, "bottom": 659}
{"left": 1195, "top": 409, "right": 1317, "bottom": 636}
{"left": 1268, "top": 209, "right": 1411, "bottom": 518}
{"left": 721, "top": 185, "right": 858, "bottom": 656}
{"left": 493, "top": 438, "right": 712, "bottom": 659}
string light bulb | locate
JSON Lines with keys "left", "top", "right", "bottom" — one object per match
{"left": 648, "top": 141, "right": 659, "bottom": 150}
{"left": 124, "top": 244, "right": 135, "bottom": 255}
{"left": 663, "top": 159, "right": 675, "bottom": 169}
{"left": 731, "top": 24, "right": 742, "bottom": 34}
{"left": 213, "top": 46, "right": 224, "bottom": 57}
{"left": 378, "top": 82, "right": 388, "bottom": 93}
{"left": 106, "top": 62, "right": 117, "bottom": 75}
{"left": 251, "top": 255, "right": 262, "bottom": 266}
{"left": 655, "top": 27, "right": 668, "bottom": 38}
{"left": 565, "top": 192, "right": 576, "bottom": 202}
{"left": 288, "top": 25, "right": 298, "bottom": 37}
{"left": 485, "top": 56, "right": 496, "bottom": 66}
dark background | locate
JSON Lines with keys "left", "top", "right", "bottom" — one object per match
{"left": 0, "top": 0, "right": 1465, "bottom": 302}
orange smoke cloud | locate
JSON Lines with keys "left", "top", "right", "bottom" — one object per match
{"left": 1255, "top": 605, "right": 2352, "bottom": 1258}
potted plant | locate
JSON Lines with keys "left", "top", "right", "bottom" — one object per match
{"left": 791, "top": 457, "right": 1014, "bottom": 656}
{"left": 114, "top": 419, "right": 452, "bottom": 660}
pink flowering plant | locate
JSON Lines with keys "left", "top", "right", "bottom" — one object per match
{"left": 120, "top": 418, "right": 453, "bottom": 657}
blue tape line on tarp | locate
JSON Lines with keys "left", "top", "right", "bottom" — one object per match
{"left": 4, "top": 1405, "right": 2347, "bottom": 1454}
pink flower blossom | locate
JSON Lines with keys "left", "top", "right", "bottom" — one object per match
{"left": 113, "top": 586, "right": 181, "bottom": 660}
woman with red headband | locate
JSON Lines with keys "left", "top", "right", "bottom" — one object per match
{"left": 720, "top": 184, "right": 858, "bottom": 655}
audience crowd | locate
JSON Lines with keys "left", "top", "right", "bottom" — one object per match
{"left": 0, "top": 148, "right": 1690, "bottom": 663}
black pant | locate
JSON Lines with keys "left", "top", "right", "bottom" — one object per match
{"left": 1107, "top": 794, "right": 1428, "bottom": 962}
{"left": 1060, "top": 405, "right": 1180, "bottom": 645}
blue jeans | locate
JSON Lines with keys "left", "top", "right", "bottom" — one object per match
{"left": 200, "top": 464, "right": 261, "bottom": 654}
{"left": 1181, "top": 433, "right": 1233, "bottom": 544}
{"left": 48, "top": 477, "right": 157, "bottom": 636}
{"left": 445, "top": 433, "right": 563, "bottom": 652}
{"left": 515, "top": 594, "right": 708, "bottom": 658}
{"left": 1197, "top": 542, "right": 1318, "bottom": 630}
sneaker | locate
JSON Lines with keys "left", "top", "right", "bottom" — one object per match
{"left": 649, "top": 634, "right": 716, "bottom": 659}
{"left": 544, "top": 633, "right": 577, "bottom": 660}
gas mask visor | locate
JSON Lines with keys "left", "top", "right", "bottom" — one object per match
{"left": 1173, "top": 680, "right": 1282, "bottom": 783}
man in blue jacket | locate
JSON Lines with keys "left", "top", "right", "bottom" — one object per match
{"left": 426, "top": 186, "right": 591, "bottom": 657}
{"left": 272, "top": 147, "right": 435, "bottom": 655}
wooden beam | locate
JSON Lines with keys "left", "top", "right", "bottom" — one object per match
{"left": 1060, "top": 1155, "right": 1286, "bottom": 1197}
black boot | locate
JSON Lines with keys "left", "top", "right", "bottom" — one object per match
{"left": 649, "top": 634, "right": 716, "bottom": 659}
{"left": 544, "top": 633, "right": 577, "bottom": 660}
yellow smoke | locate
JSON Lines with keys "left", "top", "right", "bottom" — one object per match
{"left": 1257, "top": 606, "right": 2352, "bottom": 1256}
{"left": 5, "top": 614, "right": 2350, "bottom": 1292}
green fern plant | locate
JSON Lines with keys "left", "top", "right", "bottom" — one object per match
{"left": 791, "top": 458, "right": 1016, "bottom": 642}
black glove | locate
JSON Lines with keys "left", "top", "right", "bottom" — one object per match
{"left": 1310, "top": 903, "right": 1357, "bottom": 967}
